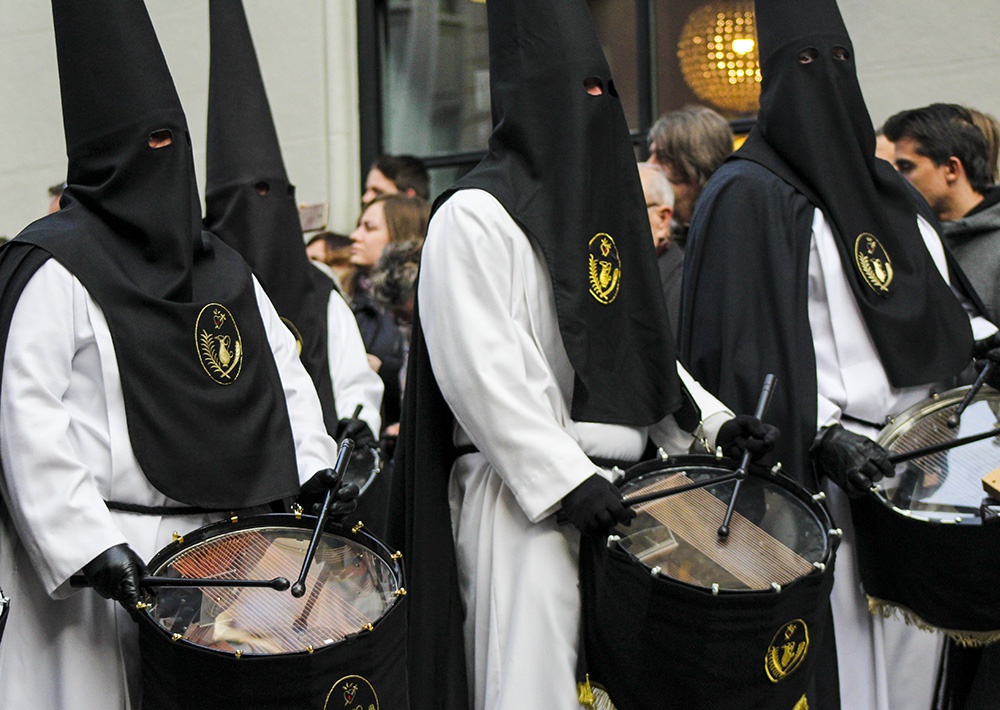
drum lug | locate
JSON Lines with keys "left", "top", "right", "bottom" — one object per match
{"left": 770, "top": 462, "right": 782, "bottom": 475}
{"left": 771, "top": 582, "right": 782, "bottom": 592}
{"left": 657, "top": 447, "right": 669, "bottom": 462}
{"left": 351, "top": 521, "right": 365, "bottom": 534}
{"left": 649, "top": 566, "right": 662, "bottom": 577}
{"left": 394, "top": 588, "right": 407, "bottom": 597}
{"left": 711, "top": 583, "right": 720, "bottom": 595}
{"left": 292, "top": 503, "right": 303, "bottom": 520}
{"left": 607, "top": 534, "right": 621, "bottom": 544}
{"left": 230, "top": 514, "right": 239, "bottom": 524}
{"left": 812, "top": 561, "right": 826, "bottom": 572}
{"left": 135, "top": 601, "right": 151, "bottom": 611}
{"left": 811, "top": 491, "right": 827, "bottom": 502}
{"left": 715, "top": 446, "right": 724, "bottom": 459}
{"left": 391, "top": 551, "right": 403, "bottom": 561}
{"left": 362, "top": 623, "right": 374, "bottom": 632}
{"left": 233, "top": 650, "right": 243, "bottom": 659}
{"left": 171, "top": 531, "right": 185, "bottom": 544}
{"left": 828, "top": 528, "right": 843, "bottom": 538}
{"left": 306, "top": 645, "right": 315, "bottom": 654}
{"left": 171, "top": 633, "right": 182, "bottom": 642}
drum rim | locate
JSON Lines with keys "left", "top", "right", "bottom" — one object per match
{"left": 874, "top": 385, "right": 1000, "bottom": 524}
{"left": 142, "top": 513, "right": 405, "bottom": 658}
{"left": 348, "top": 444, "right": 382, "bottom": 496}
{"left": 612, "top": 453, "right": 835, "bottom": 595}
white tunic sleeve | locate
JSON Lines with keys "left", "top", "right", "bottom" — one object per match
{"left": 252, "top": 278, "right": 341, "bottom": 484}
{"left": 326, "top": 289, "right": 383, "bottom": 436}
{"left": 0, "top": 261, "right": 127, "bottom": 594}
{"left": 419, "top": 191, "right": 602, "bottom": 521}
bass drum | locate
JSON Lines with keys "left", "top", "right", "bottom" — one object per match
{"left": 850, "top": 385, "right": 1000, "bottom": 644}
{"left": 138, "top": 513, "right": 409, "bottom": 710}
{"left": 580, "top": 454, "right": 838, "bottom": 710}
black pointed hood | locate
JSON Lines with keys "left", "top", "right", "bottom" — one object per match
{"left": 205, "top": 0, "right": 338, "bottom": 433}
{"left": 737, "top": 0, "right": 973, "bottom": 387}
{"left": 437, "top": 0, "right": 682, "bottom": 426}
{"left": 5, "top": 0, "right": 300, "bottom": 509}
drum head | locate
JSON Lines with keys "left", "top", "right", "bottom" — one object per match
{"left": 877, "top": 386, "right": 1000, "bottom": 523}
{"left": 616, "top": 456, "right": 830, "bottom": 592}
{"left": 146, "top": 520, "right": 401, "bottom": 656}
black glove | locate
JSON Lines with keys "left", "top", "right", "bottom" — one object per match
{"left": 82, "top": 543, "right": 147, "bottom": 621}
{"left": 973, "top": 333, "right": 1000, "bottom": 390}
{"left": 336, "top": 417, "right": 377, "bottom": 449}
{"left": 558, "top": 474, "right": 636, "bottom": 536}
{"left": 810, "top": 424, "right": 894, "bottom": 498}
{"left": 716, "top": 414, "right": 780, "bottom": 462}
{"left": 299, "top": 468, "right": 360, "bottom": 520}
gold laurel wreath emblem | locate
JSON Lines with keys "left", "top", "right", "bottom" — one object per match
{"left": 588, "top": 233, "right": 622, "bottom": 304}
{"left": 195, "top": 304, "right": 243, "bottom": 385}
{"left": 854, "top": 233, "right": 894, "bottom": 295}
{"left": 764, "top": 620, "right": 810, "bottom": 683}
{"left": 324, "top": 675, "right": 379, "bottom": 710}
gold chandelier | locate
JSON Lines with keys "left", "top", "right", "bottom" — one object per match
{"left": 677, "top": 2, "right": 760, "bottom": 115}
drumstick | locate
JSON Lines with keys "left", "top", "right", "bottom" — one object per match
{"left": 290, "top": 437, "right": 355, "bottom": 598}
{"left": 947, "top": 360, "right": 996, "bottom": 428}
{"left": 70, "top": 574, "right": 291, "bottom": 591}
{"left": 887, "top": 425, "right": 1000, "bottom": 465}
{"left": 624, "top": 471, "right": 743, "bottom": 507}
{"left": 718, "top": 374, "right": 777, "bottom": 538}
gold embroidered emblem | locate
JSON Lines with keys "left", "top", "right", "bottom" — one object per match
{"left": 765, "top": 619, "right": 810, "bottom": 683}
{"left": 196, "top": 304, "right": 243, "bottom": 385}
{"left": 854, "top": 233, "right": 894, "bottom": 295}
{"left": 280, "top": 317, "right": 304, "bottom": 355}
{"left": 588, "top": 233, "right": 621, "bottom": 304}
{"left": 324, "top": 675, "right": 379, "bottom": 710}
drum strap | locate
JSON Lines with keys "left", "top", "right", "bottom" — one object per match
{"left": 104, "top": 500, "right": 232, "bottom": 516}
{"left": 453, "top": 444, "right": 638, "bottom": 473}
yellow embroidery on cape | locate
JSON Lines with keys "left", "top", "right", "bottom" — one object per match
{"left": 854, "top": 232, "right": 894, "bottom": 294}
{"left": 196, "top": 304, "right": 243, "bottom": 385}
{"left": 764, "top": 619, "right": 810, "bottom": 683}
{"left": 323, "top": 674, "right": 379, "bottom": 710}
{"left": 588, "top": 232, "right": 621, "bottom": 304}
{"left": 280, "top": 316, "right": 304, "bottom": 355}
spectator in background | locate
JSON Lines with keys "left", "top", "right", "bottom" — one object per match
{"left": 647, "top": 105, "right": 733, "bottom": 247}
{"left": 968, "top": 107, "right": 1000, "bottom": 183}
{"left": 306, "top": 231, "right": 355, "bottom": 295}
{"left": 350, "top": 193, "right": 430, "bottom": 434}
{"left": 47, "top": 181, "right": 65, "bottom": 214}
{"left": 638, "top": 162, "right": 682, "bottom": 330}
{"left": 884, "top": 103, "right": 1000, "bottom": 323}
{"left": 361, "top": 153, "right": 430, "bottom": 207}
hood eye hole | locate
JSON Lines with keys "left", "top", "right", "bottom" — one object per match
{"left": 797, "top": 47, "right": 819, "bottom": 65}
{"left": 583, "top": 76, "right": 604, "bottom": 96}
{"left": 147, "top": 129, "right": 173, "bottom": 149}
{"left": 255, "top": 181, "right": 270, "bottom": 196}
{"left": 832, "top": 46, "right": 851, "bottom": 61}
{"left": 607, "top": 79, "right": 619, "bottom": 97}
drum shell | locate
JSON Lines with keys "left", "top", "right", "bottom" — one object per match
{"left": 580, "top": 537, "right": 835, "bottom": 710}
{"left": 851, "top": 493, "right": 1000, "bottom": 637}
{"left": 138, "top": 514, "right": 409, "bottom": 710}
{"left": 139, "top": 594, "right": 408, "bottom": 710}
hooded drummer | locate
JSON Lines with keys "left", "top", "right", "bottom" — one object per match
{"left": 388, "top": 0, "right": 777, "bottom": 708}
{"left": 678, "top": 0, "right": 997, "bottom": 708}
{"left": 0, "top": 1, "right": 352, "bottom": 707}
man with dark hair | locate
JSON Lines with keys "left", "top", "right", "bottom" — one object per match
{"left": 46, "top": 181, "right": 65, "bottom": 215}
{"left": 361, "top": 154, "right": 430, "bottom": 206}
{"left": 647, "top": 104, "right": 733, "bottom": 245}
{"left": 884, "top": 103, "right": 1000, "bottom": 321}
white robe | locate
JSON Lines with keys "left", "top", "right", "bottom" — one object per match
{"left": 325, "top": 289, "right": 383, "bottom": 437}
{"left": 0, "top": 260, "right": 341, "bottom": 710}
{"left": 808, "top": 209, "right": 995, "bottom": 710}
{"left": 419, "top": 189, "right": 733, "bottom": 710}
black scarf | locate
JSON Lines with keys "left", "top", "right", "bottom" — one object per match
{"left": 737, "top": 0, "right": 972, "bottom": 388}
{"left": 5, "top": 0, "right": 299, "bottom": 509}
{"left": 205, "top": 0, "right": 337, "bottom": 434}
{"left": 437, "top": 0, "right": 681, "bottom": 426}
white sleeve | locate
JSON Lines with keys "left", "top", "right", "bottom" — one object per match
{"left": 0, "top": 262, "right": 126, "bottom": 595}
{"left": 650, "top": 363, "right": 734, "bottom": 453}
{"left": 252, "top": 278, "right": 340, "bottom": 484}
{"left": 326, "top": 290, "right": 383, "bottom": 436}
{"left": 418, "top": 196, "right": 599, "bottom": 522}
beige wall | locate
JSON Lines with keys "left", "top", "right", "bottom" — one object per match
{"left": 0, "top": 0, "right": 360, "bottom": 241}
{"left": 2, "top": 1, "right": 1000, "bottom": 240}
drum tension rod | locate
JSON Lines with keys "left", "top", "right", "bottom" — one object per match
{"left": 719, "top": 374, "right": 777, "bottom": 538}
